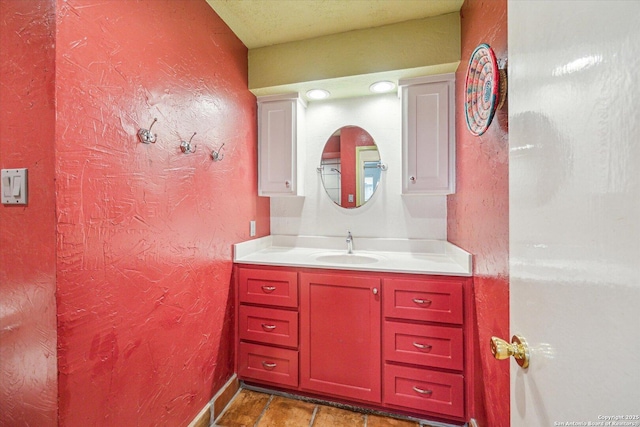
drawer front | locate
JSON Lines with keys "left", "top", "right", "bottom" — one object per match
{"left": 239, "top": 268, "right": 298, "bottom": 308}
{"left": 239, "top": 305, "right": 299, "bottom": 348}
{"left": 384, "top": 322, "right": 463, "bottom": 371}
{"left": 238, "top": 342, "right": 299, "bottom": 388}
{"left": 383, "top": 364, "right": 464, "bottom": 419}
{"left": 383, "top": 279, "right": 463, "bottom": 324}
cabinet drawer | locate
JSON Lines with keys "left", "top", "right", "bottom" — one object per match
{"left": 384, "top": 279, "right": 463, "bottom": 324}
{"left": 238, "top": 342, "right": 299, "bottom": 388}
{"left": 239, "top": 305, "right": 298, "bottom": 348}
{"left": 239, "top": 268, "right": 298, "bottom": 308}
{"left": 383, "top": 321, "right": 463, "bottom": 371}
{"left": 383, "top": 364, "right": 464, "bottom": 419}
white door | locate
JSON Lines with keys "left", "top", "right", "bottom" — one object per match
{"left": 509, "top": 1, "right": 640, "bottom": 426}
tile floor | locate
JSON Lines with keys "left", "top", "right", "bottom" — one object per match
{"left": 213, "top": 388, "right": 440, "bottom": 427}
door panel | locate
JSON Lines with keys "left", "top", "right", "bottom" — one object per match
{"left": 509, "top": 1, "right": 640, "bottom": 424}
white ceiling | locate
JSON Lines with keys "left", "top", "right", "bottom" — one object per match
{"left": 206, "top": 0, "right": 463, "bottom": 49}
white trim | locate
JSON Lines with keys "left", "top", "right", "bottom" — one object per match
{"left": 398, "top": 72, "right": 455, "bottom": 87}
{"left": 256, "top": 92, "right": 307, "bottom": 108}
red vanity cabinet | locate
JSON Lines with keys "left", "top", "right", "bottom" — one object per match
{"left": 235, "top": 265, "right": 473, "bottom": 424}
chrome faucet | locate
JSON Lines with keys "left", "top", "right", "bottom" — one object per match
{"left": 346, "top": 231, "right": 353, "bottom": 254}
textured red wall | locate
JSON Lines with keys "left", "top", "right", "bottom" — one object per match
{"left": 54, "top": 0, "right": 269, "bottom": 425}
{"left": 0, "top": 0, "right": 58, "bottom": 425}
{"left": 447, "top": 1, "right": 509, "bottom": 426}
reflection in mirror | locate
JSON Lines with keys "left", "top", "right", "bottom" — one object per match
{"left": 319, "top": 126, "right": 383, "bottom": 209}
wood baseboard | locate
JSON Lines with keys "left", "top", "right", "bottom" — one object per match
{"left": 188, "top": 374, "right": 239, "bottom": 427}
{"left": 212, "top": 374, "right": 240, "bottom": 420}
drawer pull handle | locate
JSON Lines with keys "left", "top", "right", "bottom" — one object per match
{"left": 261, "top": 285, "right": 276, "bottom": 293}
{"left": 412, "top": 342, "right": 433, "bottom": 351}
{"left": 261, "top": 361, "right": 277, "bottom": 370}
{"left": 412, "top": 298, "right": 432, "bottom": 305}
{"left": 261, "top": 324, "right": 277, "bottom": 331}
{"left": 412, "top": 386, "right": 433, "bottom": 396}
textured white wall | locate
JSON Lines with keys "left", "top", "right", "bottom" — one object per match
{"left": 270, "top": 93, "right": 447, "bottom": 239}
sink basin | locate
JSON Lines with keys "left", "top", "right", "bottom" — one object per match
{"left": 314, "top": 253, "right": 380, "bottom": 265}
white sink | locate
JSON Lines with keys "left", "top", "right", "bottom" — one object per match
{"left": 314, "top": 252, "right": 381, "bottom": 265}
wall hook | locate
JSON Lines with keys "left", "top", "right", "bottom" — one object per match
{"left": 180, "top": 132, "right": 197, "bottom": 154}
{"left": 138, "top": 118, "right": 158, "bottom": 144}
{"left": 211, "top": 143, "right": 225, "bottom": 161}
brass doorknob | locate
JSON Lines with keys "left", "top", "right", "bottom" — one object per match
{"left": 490, "top": 335, "right": 530, "bottom": 369}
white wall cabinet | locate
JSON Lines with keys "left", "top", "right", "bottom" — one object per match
{"left": 400, "top": 74, "right": 455, "bottom": 195}
{"left": 257, "top": 94, "right": 306, "bottom": 196}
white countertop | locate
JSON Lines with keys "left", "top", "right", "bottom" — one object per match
{"left": 233, "top": 235, "right": 472, "bottom": 276}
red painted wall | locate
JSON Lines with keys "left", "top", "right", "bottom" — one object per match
{"left": 0, "top": 0, "right": 58, "bottom": 425}
{"left": 447, "top": 1, "right": 509, "bottom": 426}
{"left": 54, "top": 0, "right": 270, "bottom": 425}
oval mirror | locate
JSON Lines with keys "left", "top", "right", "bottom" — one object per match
{"left": 319, "top": 126, "right": 383, "bottom": 208}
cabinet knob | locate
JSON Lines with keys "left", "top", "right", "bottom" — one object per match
{"left": 285, "top": 180, "right": 291, "bottom": 188}
{"left": 409, "top": 176, "right": 416, "bottom": 183}
{"left": 372, "top": 288, "right": 378, "bottom": 295}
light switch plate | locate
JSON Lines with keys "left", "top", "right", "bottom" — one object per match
{"left": 1, "top": 168, "right": 28, "bottom": 205}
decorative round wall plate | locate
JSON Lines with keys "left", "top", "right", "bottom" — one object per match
{"left": 465, "top": 43, "right": 499, "bottom": 136}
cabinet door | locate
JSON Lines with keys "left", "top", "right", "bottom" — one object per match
{"left": 402, "top": 78, "right": 455, "bottom": 195}
{"left": 299, "top": 272, "right": 381, "bottom": 403}
{"left": 258, "top": 99, "right": 296, "bottom": 195}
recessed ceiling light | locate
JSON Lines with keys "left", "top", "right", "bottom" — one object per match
{"left": 369, "top": 81, "right": 396, "bottom": 93}
{"left": 306, "top": 89, "right": 330, "bottom": 100}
